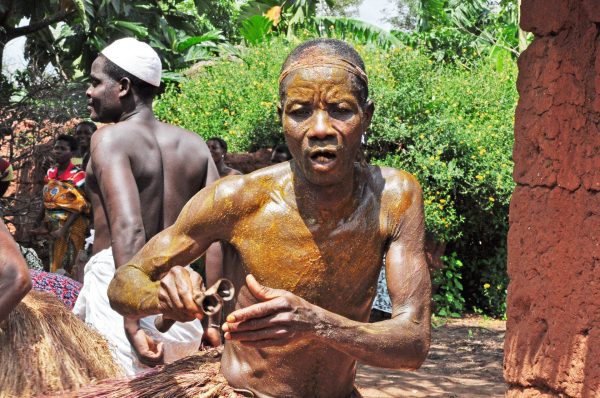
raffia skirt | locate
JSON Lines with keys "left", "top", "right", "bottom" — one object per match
{"left": 60, "top": 348, "right": 363, "bottom": 398}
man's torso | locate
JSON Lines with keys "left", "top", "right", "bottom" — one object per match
{"left": 87, "top": 119, "right": 212, "bottom": 253}
{"left": 220, "top": 163, "right": 415, "bottom": 397}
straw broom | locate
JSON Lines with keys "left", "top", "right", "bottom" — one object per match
{"left": 60, "top": 348, "right": 245, "bottom": 398}
{"left": 0, "top": 291, "right": 122, "bottom": 398}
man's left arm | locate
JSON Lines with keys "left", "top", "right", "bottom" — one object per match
{"left": 223, "top": 176, "right": 431, "bottom": 370}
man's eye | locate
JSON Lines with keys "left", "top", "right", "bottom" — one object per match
{"left": 330, "top": 106, "right": 354, "bottom": 119}
{"left": 289, "top": 107, "right": 311, "bottom": 117}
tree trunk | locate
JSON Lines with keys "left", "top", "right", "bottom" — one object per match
{"left": 517, "top": 0, "right": 528, "bottom": 53}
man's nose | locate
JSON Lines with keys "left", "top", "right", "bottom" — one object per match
{"left": 308, "top": 109, "right": 335, "bottom": 141}
{"left": 85, "top": 86, "right": 92, "bottom": 97}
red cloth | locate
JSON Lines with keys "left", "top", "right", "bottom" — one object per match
{"left": 0, "top": 158, "right": 9, "bottom": 174}
{"left": 45, "top": 162, "right": 85, "bottom": 188}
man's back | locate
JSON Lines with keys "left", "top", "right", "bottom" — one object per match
{"left": 87, "top": 118, "right": 216, "bottom": 259}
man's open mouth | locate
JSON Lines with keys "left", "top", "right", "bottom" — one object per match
{"left": 309, "top": 148, "right": 337, "bottom": 166}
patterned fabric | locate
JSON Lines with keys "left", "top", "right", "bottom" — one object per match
{"left": 29, "top": 269, "right": 82, "bottom": 310}
{"left": 43, "top": 163, "right": 89, "bottom": 273}
{"left": 18, "top": 244, "right": 44, "bottom": 271}
{"left": 372, "top": 265, "right": 392, "bottom": 314}
{"left": 45, "top": 162, "right": 86, "bottom": 188}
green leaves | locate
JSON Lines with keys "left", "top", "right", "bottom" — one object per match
{"left": 240, "top": 15, "right": 273, "bottom": 45}
{"left": 312, "top": 17, "right": 402, "bottom": 49}
{"left": 112, "top": 20, "right": 148, "bottom": 37}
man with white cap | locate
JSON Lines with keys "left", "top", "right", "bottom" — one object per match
{"left": 73, "top": 37, "right": 221, "bottom": 375}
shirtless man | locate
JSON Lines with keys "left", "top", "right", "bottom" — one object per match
{"left": 109, "top": 38, "right": 431, "bottom": 397}
{"left": 73, "top": 38, "right": 220, "bottom": 375}
{"left": 207, "top": 137, "right": 243, "bottom": 177}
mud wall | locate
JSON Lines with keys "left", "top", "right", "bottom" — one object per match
{"left": 505, "top": 1, "right": 600, "bottom": 397}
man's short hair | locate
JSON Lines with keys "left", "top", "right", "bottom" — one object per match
{"left": 99, "top": 54, "right": 159, "bottom": 100}
{"left": 55, "top": 134, "right": 78, "bottom": 151}
{"left": 207, "top": 137, "right": 228, "bottom": 153}
{"left": 76, "top": 121, "right": 97, "bottom": 133}
{"left": 279, "top": 38, "right": 368, "bottom": 105}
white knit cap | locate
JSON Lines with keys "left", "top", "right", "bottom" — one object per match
{"left": 101, "top": 38, "right": 162, "bottom": 87}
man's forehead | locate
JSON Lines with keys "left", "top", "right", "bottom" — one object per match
{"left": 90, "top": 56, "right": 107, "bottom": 76}
{"left": 284, "top": 68, "right": 359, "bottom": 100}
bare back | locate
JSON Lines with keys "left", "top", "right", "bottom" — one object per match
{"left": 87, "top": 117, "right": 217, "bottom": 266}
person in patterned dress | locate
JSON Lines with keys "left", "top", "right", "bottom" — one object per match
{"left": 34, "top": 135, "right": 89, "bottom": 273}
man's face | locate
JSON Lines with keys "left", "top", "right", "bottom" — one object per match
{"left": 207, "top": 140, "right": 224, "bottom": 164}
{"left": 53, "top": 140, "right": 73, "bottom": 165}
{"left": 280, "top": 65, "right": 372, "bottom": 186}
{"left": 86, "top": 57, "right": 122, "bottom": 123}
{"left": 75, "top": 125, "right": 94, "bottom": 149}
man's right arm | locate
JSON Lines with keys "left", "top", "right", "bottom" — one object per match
{"left": 108, "top": 176, "right": 243, "bottom": 319}
{"left": 0, "top": 219, "right": 31, "bottom": 322}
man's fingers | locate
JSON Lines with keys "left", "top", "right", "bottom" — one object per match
{"left": 225, "top": 327, "right": 291, "bottom": 342}
{"left": 173, "top": 267, "right": 200, "bottom": 313}
{"left": 159, "top": 266, "right": 204, "bottom": 321}
{"left": 189, "top": 270, "right": 205, "bottom": 297}
{"left": 226, "top": 296, "right": 288, "bottom": 324}
{"left": 245, "top": 274, "right": 285, "bottom": 302}
{"left": 223, "top": 312, "right": 292, "bottom": 333}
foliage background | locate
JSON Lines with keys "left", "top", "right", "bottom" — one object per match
{"left": 2, "top": 0, "right": 520, "bottom": 318}
{"left": 155, "top": 35, "right": 517, "bottom": 317}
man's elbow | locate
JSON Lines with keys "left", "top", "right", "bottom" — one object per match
{"left": 394, "top": 330, "right": 431, "bottom": 370}
{"left": 107, "top": 268, "right": 134, "bottom": 316}
{"left": 14, "top": 271, "right": 32, "bottom": 299}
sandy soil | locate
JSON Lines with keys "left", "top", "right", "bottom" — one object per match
{"left": 355, "top": 316, "right": 506, "bottom": 397}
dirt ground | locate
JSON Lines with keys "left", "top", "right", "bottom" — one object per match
{"left": 355, "top": 316, "right": 506, "bottom": 397}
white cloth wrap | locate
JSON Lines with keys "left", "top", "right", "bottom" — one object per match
{"left": 73, "top": 248, "right": 204, "bottom": 375}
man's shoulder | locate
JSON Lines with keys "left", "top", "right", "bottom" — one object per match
{"left": 367, "top": 165, "right": 421, "bottom": 193}
{"left": 212, "top": 163, "right": 290, "bottom": 202}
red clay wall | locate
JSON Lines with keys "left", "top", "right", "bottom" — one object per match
{"left": 505, "top": 1, "right": 600, "bottom": 397}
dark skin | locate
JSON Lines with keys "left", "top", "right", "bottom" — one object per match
{"left": 206, "top": 139, "right": 242, "bottom": 178}
{"left": 74, "top": 124, "right": 95, "bottom": 170}
{"left": 109, "top": 58, "right": 431, "bottom": 397}
{"left": 85, "top": 56, "right": 221, "bottom": 364}
{"left": 0, "top": 218, "right": 31, "bottom": 323}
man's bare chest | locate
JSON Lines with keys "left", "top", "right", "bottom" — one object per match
{"left": 228, "top": 203, "right": 386, "bottom": 312}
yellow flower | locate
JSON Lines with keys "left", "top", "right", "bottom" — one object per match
{"left": 489, "top": 197, "right": 495, "bottom": 202}
{"left": 484, "top": 283, "right": 491, "bottom": 289}
{"left": 439, "top": 199, "right": 446, "bottom": 204}
{"left": 476, "top": 175, "right": 484, "bottom": 180}
{"left": 479, "top": 148, "right": 486, "bottom": 155}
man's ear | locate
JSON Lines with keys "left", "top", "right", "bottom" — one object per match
{"left": 362, "top": 99, "right": 375, "bottom": 130}
{"left": 118, "top": 77, "right": 132, "bottom": 99}
{"left": 277, "top": 103, "right": 283, "bottom": 122}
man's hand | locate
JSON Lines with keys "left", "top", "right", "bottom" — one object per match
{"left": 158, "top": 266, "right": 205, "bottom": 322}
{"left": 124, "top": 317, "right": 164, "bottom": 366}
{"left": 222, "top": 274, "right": 320, "bottom": 347}
{"left": 201, "top": 325, "right": 222, "bottom": 348}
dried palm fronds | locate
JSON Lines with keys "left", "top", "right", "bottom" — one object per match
{"left": 0, "top": 291, "right": 121, "bottom": 398}
{"left": 66, "top": 348, "right": 244, "bottom": 398}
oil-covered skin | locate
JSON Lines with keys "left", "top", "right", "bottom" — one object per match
{"left": 109, "top": 59, "right": 431, "bottom": 398}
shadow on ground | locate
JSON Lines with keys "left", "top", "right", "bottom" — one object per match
{"left": 356, "top": 317, "right": 506, "bottom": 397}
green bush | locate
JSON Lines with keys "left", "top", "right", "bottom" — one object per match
{"left": 155, "top": 41, "right": 288, "bottom": 151}
{"left": 155, "top": 36, "right": 517, "bottom": 318}
{"left": 432, "top": 252, "right": 465, "bottom": 317}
